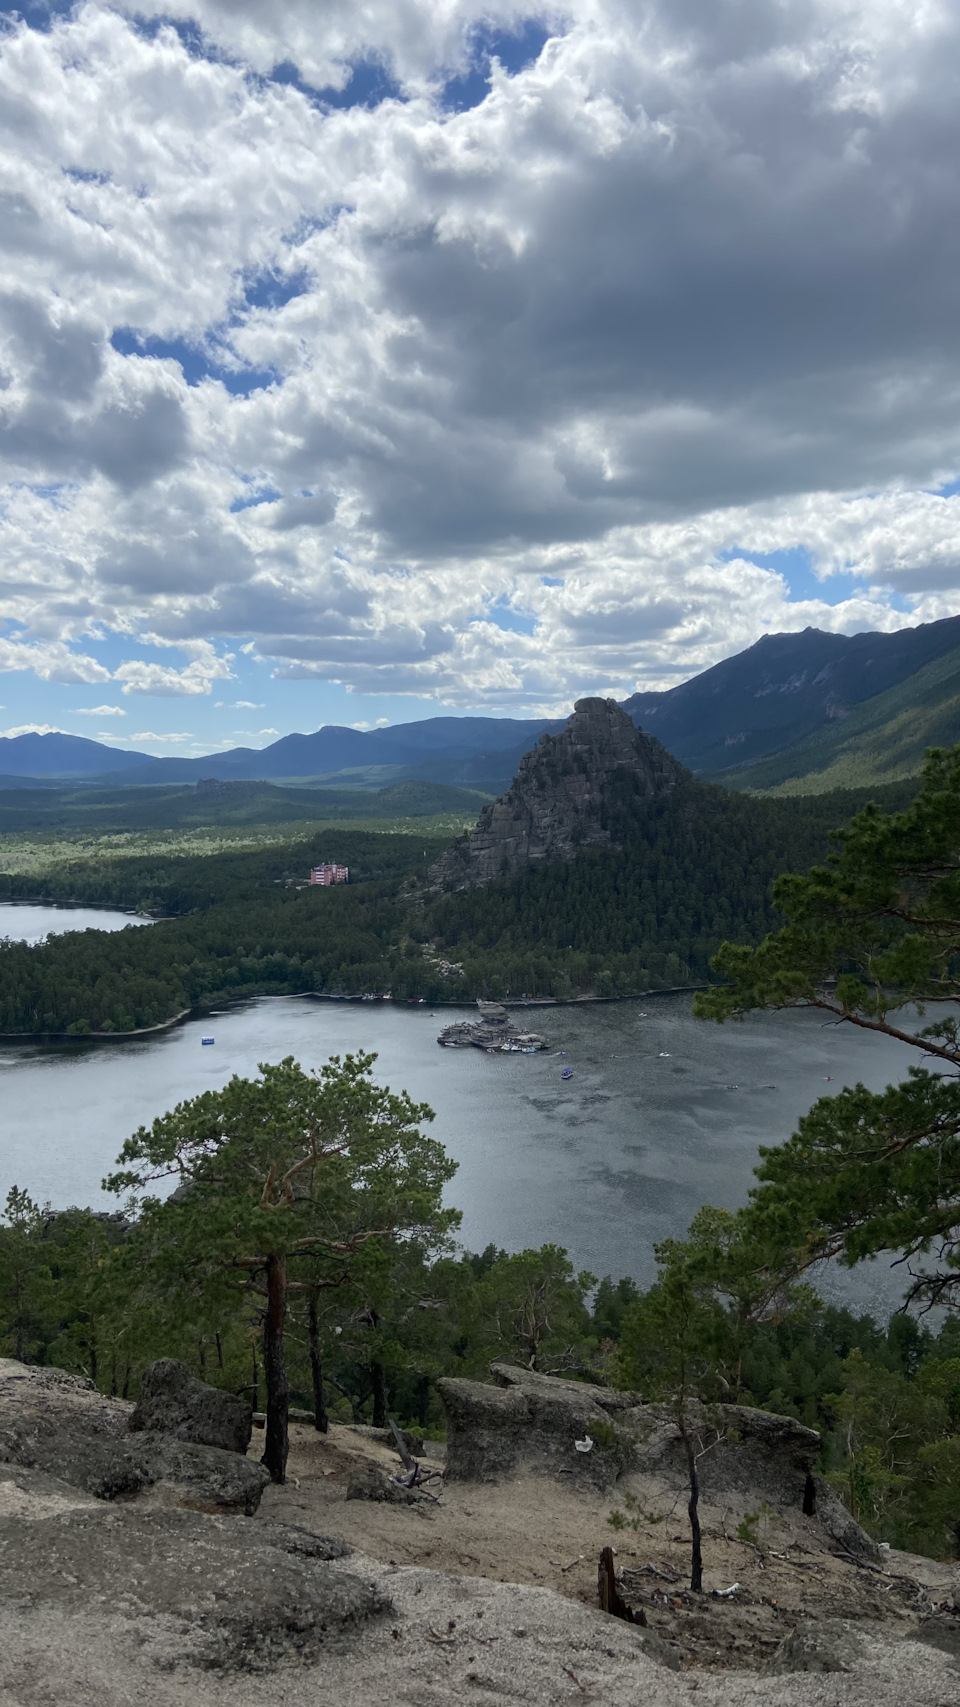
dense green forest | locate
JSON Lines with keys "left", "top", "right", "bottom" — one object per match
{"left": 422, "top": 780, "right": 914, "bottom": 997}
{"left": 0, "top": 777, "right": 922, "bottom": 1033}
{"left": 0, "top": 830, "right": 448, "bottom": 1033}
{"left": 0, "top": 777, "right": 488, "bottom": 835}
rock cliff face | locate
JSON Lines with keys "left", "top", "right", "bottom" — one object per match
{"left": 427, "top": 698, "right": 685, "bottom": 892}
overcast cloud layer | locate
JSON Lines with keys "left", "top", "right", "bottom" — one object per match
{"left": 0, "top": 0, "right": 957, "bottom": 745}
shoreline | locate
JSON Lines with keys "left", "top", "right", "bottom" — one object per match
{"left": 0, "top": 985, "right": 709, "bottom": 1046}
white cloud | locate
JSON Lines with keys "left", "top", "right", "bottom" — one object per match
{"left": 114, "top": 640, "right": 235, "bottom": 696}
{"left": 0, "top": 723, "right": 64, "bottom": 737}
{"left": 233, "top": 699, "right": 264, "bottom": 708}
{"left": 73, "top": 703, "right": 126, "bottom": 716}
{"left": 0, "top": 638, "right": 111, "bottom": 686}
{"left": 0, "top": 1, "right": 950, "bottom": 720}
{"left": 128, "top": 730, "right": 193, "bottom": 742}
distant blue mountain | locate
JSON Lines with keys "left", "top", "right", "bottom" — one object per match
{"left": 0, "top": 731, "right": 157, "bottom": 776}
{"left": 4, "top": 716, "right": 561, "bottom": 788}
{"left": 7, "top": 614, "right": 958, "bottom": 790}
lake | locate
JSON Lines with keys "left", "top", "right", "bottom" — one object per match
{"left": 0, "top": 901, "right": 150, "bottom": 944}
{"left": 0, "top": 942, "right": 923, "bottom": 1312}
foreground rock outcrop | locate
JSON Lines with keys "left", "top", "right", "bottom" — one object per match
{"left": 426, "top": 697, "right": 685, "bottom": 891}
{"left": 0, "top": 1358, "right": 269, "bottom": 1515}
{"left": 1, "top": 1358, "right": 959, "bottom": 1705}
{"left": 439, "top": 1362, "right": 877, "bottom": 1556}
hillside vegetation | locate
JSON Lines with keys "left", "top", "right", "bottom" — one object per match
{"left": 725, "top": 643, "right": 960, "bottom": 794}
{"left": 0, "top": 775, "right": 920, "bottom": 1033}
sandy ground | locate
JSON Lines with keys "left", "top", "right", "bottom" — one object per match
{"left": 258, "top": 1422, "right": 960, "bottom": 1673}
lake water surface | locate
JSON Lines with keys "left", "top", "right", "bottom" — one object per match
{"left": 0, "top": 932, "right": 922, "bottom": 1310}
{"left": 0, "top": 901, "right": 150, "bottom": 944}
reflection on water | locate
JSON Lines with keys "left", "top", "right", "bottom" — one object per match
{"left": 0, "top": 979, "right": 923, "bottom": 1313}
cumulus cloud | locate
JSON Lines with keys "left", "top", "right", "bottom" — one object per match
{"left": 0, "top": 637, "right": 111, "bottom": 685}
{"left": 0, "top": 0, "right": 953, "bottom": 716}
{"left": 73, "top": 703, "right": 126, "bottom": 715}
{"left": 114, "top": 638, "right": 235, "bottom": 695}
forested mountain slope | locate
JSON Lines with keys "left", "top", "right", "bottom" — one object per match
{"left": 718, "top": 642, "right": 960, "bottom": 794}
{"left": 622, "top": 613, "right": 960, "bottom": 776}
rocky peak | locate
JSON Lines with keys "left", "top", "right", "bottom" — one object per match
{"left": 426, "top": 697, "right": 685, "bottom": 891}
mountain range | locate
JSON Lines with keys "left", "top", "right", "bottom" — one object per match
{"left": 5, "top": 612, "right": 960, "bottom": 795}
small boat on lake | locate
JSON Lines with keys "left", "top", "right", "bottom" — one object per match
{"left": 201, "top": 1037, "right": 215, "bottom": 1046}
{"left": 561, "top": 1066, "right": 573, "bottom": 1080}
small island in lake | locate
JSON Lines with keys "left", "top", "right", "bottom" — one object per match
{"left": 438, "top": 999, "right": 548, "bottom": 1053}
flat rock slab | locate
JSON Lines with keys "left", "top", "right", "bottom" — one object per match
{"left": 0, "top": 1504, "right": 388, "bottom": 1671}
{"left": 0, "top": 1546, "right": 957, "bottom": 1707}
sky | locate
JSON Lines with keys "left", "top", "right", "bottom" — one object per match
{"left": 0, "top": 0, "right": 957, "bottom": 758}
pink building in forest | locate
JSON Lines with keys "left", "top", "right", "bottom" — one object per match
{"left": 309, "top": 863, "right": 349, "bottom": 886}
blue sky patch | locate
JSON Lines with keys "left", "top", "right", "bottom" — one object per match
{"left": 241, "top": 266, "right": 311, "bottom": 312}
{"left": 441, "top": 18, "right": 552, "bottom": 112}
{"left": 485, "top": 596, "right": 537, "bottom": 636}
{"left": 229, "top": 486, "right": 282, "bottom": 513}
{"left": 111, "top": 329, "right": 277, "bottom": 396}
{"left": 0, "top": 2, "right": 74, "bottom": 30}
{"left": 270, "top": 55, "right": 402, "bottom": 110}
{"left": 725, "top": 545, "right": 868, "bottom": 607}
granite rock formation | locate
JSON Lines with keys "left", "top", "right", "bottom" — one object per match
{"left": 130, "top": 1358, "right": 253, "bottom": 1455}
{"left": 439, "top": 1362, "right": 878, "bottom": 1556}
{"left": 0, "top": 1357, "right": 270, "bottom": 1515}
{"left": 426, "top": 697, "right": 685, "bottom": 892}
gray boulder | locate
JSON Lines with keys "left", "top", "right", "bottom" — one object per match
{"left": 635, "top": 1401, "right": 823, "bottom": 1513}
{"left": 808, "top": 1473, "right": 882, "bottom": 1559}
{"left": 439, "top": 1362, "right": 844, "bottom": 1524}
{"left": 766, "top": 1620, "right": 867, "bottom": 1674}
{"left": 129, "top": 1358, "right": 252, "bottom": 1454}
{"left": 0, "top": 1359, "right": 269, "bottom": 1515}
{"left": 439, "top": 1361, "right": 641, "bottom": 1491}
{"left": 345, "top": 1465, "right": 423, "bottom": 1505}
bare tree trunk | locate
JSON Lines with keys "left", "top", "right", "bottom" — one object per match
{"left": 261, "top": 1253, "right": 289, "bottom": 1485}
{"left": 215, "top": 1331, "right": 224, "bottom": 1369}
{"left": 680, "top": 1420, "right": 703, "bottom": 1593}
{"left": 371, "top": 1359, "right": 388, "bottom": 1429}
{"left": 307, "top": 1295, "right": 329, "bottom": 1433}
{"left": 415, "top": 1372, "right": 430, "bottom": 1429}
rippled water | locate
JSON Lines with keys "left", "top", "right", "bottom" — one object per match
{"left": 0, "top": 948, "right": 921, "bottom": 1310}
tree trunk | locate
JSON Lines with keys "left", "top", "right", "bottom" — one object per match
{"left": 415, "top": 1372, "right": 431, "bottom": 1429}
{"left": 307, "top": 1295, "right": 329, "bottom": 1433}
{"left": 681, "top": 1423, "right": 703, "bottom": 1593}
{"left": 261, "top": 1252, "right": 289, "bottom": 1484}
{"left": 371, "top": 1359, "right": 388, "bottom": 1429}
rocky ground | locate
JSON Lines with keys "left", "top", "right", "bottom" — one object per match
{"left": 0, "top": 1356, "right": 958, "bottom": 1707}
